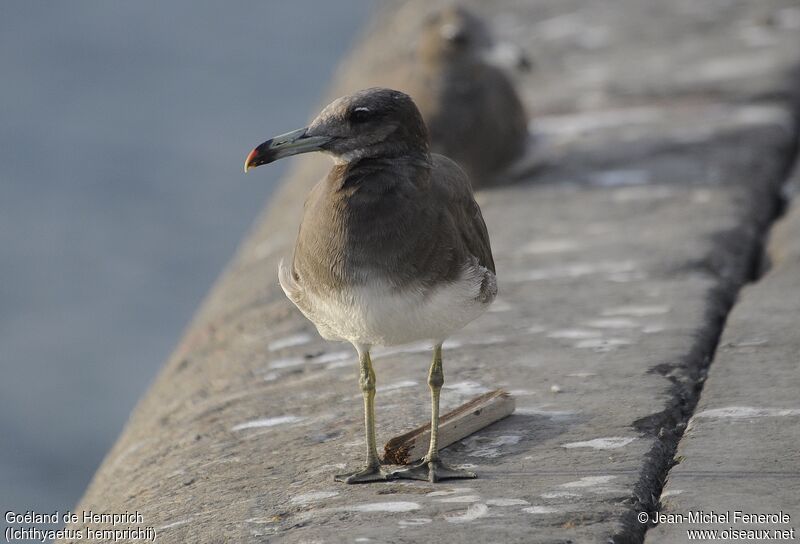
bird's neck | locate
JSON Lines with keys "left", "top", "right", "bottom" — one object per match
{"left": 332, "top": 140, "right": 429, "bottom": 164}
{"left": 330, "top": 154, "right": 431, "bottom": 193}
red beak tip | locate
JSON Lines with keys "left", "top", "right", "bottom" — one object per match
{"left": 244, "top": 148, "right": 258, "bottom": 173}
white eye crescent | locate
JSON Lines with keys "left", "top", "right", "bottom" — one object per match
{"left": 350, "top": 106, "right": 373, "bottom": 123}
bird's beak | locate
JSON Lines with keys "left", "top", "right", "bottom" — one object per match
{"left": 244, "top": 127, "right": 332, "bottom": 173}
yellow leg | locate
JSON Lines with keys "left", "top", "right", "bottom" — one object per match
{"left": 335, "top": 347, "right": 389, "bottom": 483}
{"left": 392, "top": 344, "right": 476, "bottom": 482}
{"left": 426, "top": 344, "right": 444, "bottom": 460}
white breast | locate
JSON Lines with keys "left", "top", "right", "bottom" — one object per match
{"left": 279, "top": 259, "right": 496, "bottom": 347}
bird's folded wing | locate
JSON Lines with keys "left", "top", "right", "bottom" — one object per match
{"left": 430, "top": 154, "right": 496, "bottom": 274}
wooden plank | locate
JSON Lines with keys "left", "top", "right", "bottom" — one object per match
{"left": 382, "top": 389, "right": 516, "bottom": 465}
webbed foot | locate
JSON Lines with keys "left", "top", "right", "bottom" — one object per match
{"left": 390, "top": 458, "right": 476, "bottom": 483}
{"left": 334, "top": 464, "right": 393, "bottom": 484}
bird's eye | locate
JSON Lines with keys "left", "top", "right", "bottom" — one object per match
{"left": 349, "top": 107, "right": 372, "bottom": 124}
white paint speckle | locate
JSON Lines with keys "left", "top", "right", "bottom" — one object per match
{"left": 444, "top": 381, "right": 491, "bottom": 397}
{"left": 268, "top": 333, "right": 312, "bottom": 351}
{"left": 231, "top": 415, "right": 305, "bottom": 431}
{"left": 563, "top": 437, "right": 636, "bottom": 450}
{"left": 508, "top": 389, "right": 536, "bottom": 396}
{"left": 426, "top": 487, "right": 475, "bottom": 497}
{"left": 445, "top": 503, "right": 489, "bottom": 523}
{"left": 311, "top": 351, "right": 352, "bottom": 364}
{"left": 487, "top": 498, "right": 530, "bottom": 506}
{"left": 661, "top": 489, "right": 684, "bottom": 499}
{"left": 522, "top": 506, "right": 560, "bottom": 514}
{"left": 344, "top": 502, "right": 420, "bottom": 513}
{"left": 159, "top": 519, "right": 192, "bottom": 530}
{"left": 567, "top": 371, "right": 596, "bottom": 378}
{"left": 435, "top": 495, "right": 481, "bottom": 504}
{"left": 561, "top": 475, "right": 617, "bottom": 488}
{"left": 602, "top": 305, "right": 669, "bottom": 317}
{"left": 694, "top": 407, "right": 800, "bottom": 419}
{"left": 325, "top": 360, "right": 352, "bottom": 370}
{"left": 585, "top": 318, "right": 638, "bottom": 329}
{"left": 397, "top": 518, "right": 432, "bottom": 527}
{"left": 269, "top": 356, "right": 305, "bottom": 369}
{"left": 378, "top": 380, "right": 418, "bottom": 392}
{"left": 516, "top": 407, "right": 575, "bottom": 420}
{"left": 290, "top": 491, "right": 339, "bottom": 505}
{"left": 732, "top": 105, "right": 795, "bottom": 132}
{"left": 693, "top": 189, "right": 713, "bottom": 203}
{"left": 548, "top": 328, "right": 602, "bottom": 339}
{"left": 541, "top": 491, "right": 580, "bottom": 499}
{"left": 463, "top": 434, "right": 521, "bottom": 458}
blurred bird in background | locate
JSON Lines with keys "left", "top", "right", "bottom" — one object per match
{"left": 360, "top": 5, "right": 531, "bottom": 188}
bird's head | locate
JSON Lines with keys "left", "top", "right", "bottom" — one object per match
{"left": 418, "top": 5, "right": 490, "bottom": 61}
{"left": 417, "top": 7, "right": 531, "bottom": 72}
{"left": 245, "top": 88, "right": 429, "bottom": 172}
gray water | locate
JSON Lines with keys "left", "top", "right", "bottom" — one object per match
{"left": 0, "top": 1, "right": 373, "bottom": 513}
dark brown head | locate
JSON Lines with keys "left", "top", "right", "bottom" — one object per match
{"left": 245, "top": 88, "right": 429, "bottom": 172}
{"left": 418, "top": 5, "right": 492, "bottom": 62}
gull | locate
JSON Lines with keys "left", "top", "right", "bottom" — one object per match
{"left": 245, "top": 87, "right": 496, "bottom": 483}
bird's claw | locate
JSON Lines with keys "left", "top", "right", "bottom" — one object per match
{"left": 390, "top": 457, "right": 476, "bottom": 483}
{"left": 334, "top": 464, "right": 393, "bottom": 484}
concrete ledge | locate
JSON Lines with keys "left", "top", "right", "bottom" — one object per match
{"left": 646, "top": 165, "right": 800, "bottom": 543}
{"left": 60, "top": 1, "right": 800, "bottom": 543}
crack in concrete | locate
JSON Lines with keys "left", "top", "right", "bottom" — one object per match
{"left": 617, "top": 100, "right": 800, "bottom": 544}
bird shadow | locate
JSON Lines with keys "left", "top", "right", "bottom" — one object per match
{"left": 441, "top": 411, "right": 586, "bottom": 465}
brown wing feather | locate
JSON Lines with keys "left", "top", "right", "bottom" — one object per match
{"left": 429, "top": 154, "right": 496, "bottom": 273}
